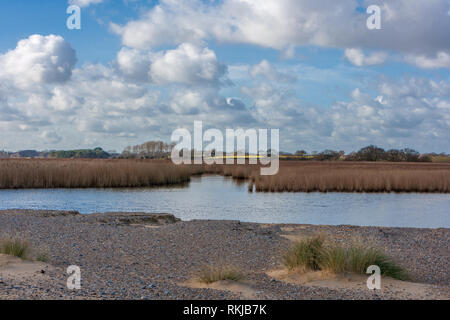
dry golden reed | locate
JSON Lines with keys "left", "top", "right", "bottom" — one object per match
{"left": 248, "top": 162, "right": 450, "bottom": 193}
{"left": 1, "top": 160, "right": 449, "bottom": 192}
{"left": 0, "top": 159, "right": 203, "bottom": 189}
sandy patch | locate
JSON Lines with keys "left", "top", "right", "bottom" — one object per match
{"left": 267, "top": 268, "right": 449, "bottom": 300}
{"left": 0, "top": 254, "right": 53, "bottom": 278}
{"left": 181, "top": 278, "right": 259, "bottom": 299}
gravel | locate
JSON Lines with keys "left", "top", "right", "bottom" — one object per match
{"left": 0, "top": 210, "right": 448, "bottom": 300}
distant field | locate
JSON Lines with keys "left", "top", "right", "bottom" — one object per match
{"left": 0, "top": 159, "right": 449, "bottom": 193}
{"left": 432, "top": 155, "right": 450, "bottom": 163}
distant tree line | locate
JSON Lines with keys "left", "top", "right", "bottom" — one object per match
{"left": 1, "top": 144, "right": 448, "bottom": 163}
{"left": 288, "top": 145, "right": 434, "bottom": 162}
{"left": 49, "top": 147, "right": 110, "bottom": 159}
{"left": 121, "top": 141, "right": 176, "bottom": 159}
{"left": 0, "top": 148, "right": 111, "bottom": 159}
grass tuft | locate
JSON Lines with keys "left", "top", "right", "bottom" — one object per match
{"left": 320, "top": 245, "right": 347, "bottom": 274}
{"left": 198, "top": 265, "right": 244, "bottom": 284}
{"left": 0, "top": 238, "right": 30, "bottom": 259}
{"left": 283, "top": 235, "right": 325, "bottom": 271}
{"left": 284, "top": 235, "right": 408, "bottom": 280}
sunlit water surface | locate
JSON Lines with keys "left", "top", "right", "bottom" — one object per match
{"left": 0, "top": 175, "right": 448, "bottom": 228}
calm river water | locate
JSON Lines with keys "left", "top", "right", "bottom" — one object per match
{"left": 0, "top": 175, "right": 448, "bottom": 228}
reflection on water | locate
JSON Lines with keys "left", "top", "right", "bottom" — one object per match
{"left": 0, "top": 175, "right": 448, "bottom": 228}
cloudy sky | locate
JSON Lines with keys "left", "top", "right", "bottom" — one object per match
{"left": 0, "top": 0, "right": 449, "bottom": 153}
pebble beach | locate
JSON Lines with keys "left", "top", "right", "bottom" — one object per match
{"left": 0, "top": 210, "right": 448, "bottom": 300}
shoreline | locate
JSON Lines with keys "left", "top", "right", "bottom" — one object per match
{"left": 0, "top": 210, "right": 448, "bottom": 300}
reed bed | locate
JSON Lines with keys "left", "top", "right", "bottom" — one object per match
{"left": 0, "top": 159, "right": 204, "bottom": 189}
{"left": 248, "top": 162, "right": 450, "bottom": 193}
{"left": 1, "top": 159, "right": 449, "bottom": 192}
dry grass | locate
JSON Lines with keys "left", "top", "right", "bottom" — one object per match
{"left": 197, "top": 265, "right": 244, "bottom": 284}
{"left": 0, "top": 159, "right": 204, "bottom": 189}
{"left": 283, "top": 235, "right": 325, "bottom": 272}
{"left": 0, "top": 238, "right": 30, "bottom": 259}
{"left": 249, "top": 161, "right": 450, "bottom": 193}
{"left": 284, "top": 235, "right": 408, "bottom": 280}
{"left": 0, "top": 235, "right": 51, "bottom": 262}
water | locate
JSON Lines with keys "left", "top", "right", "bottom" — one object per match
{"left": 0, "top": 175, "right": 448, "bottom": 228}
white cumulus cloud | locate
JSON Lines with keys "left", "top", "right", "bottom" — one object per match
{"left": 345, "top": 48, "right": 388, "bottom": 67}
{"left": 405, "top": 52, "right": 450, "bottom": 69}
{"left": 110, "top": 0, "right": 450, "bottom": 69}
{"left": 249, "top": 60, "right": 297, "bottom": 83}
{"left": 150, "top": 43, "right": 227, "bottom": 86}
{"left": 68, "top": 0, "right": 104, "bottom": 8}
{"left": 116, "top": 43, "right": 227, "bottom": 86}
{"left": 0, "top": 34, "right": 76, "bottom": 89}
{"left": 116, "top": 47, "right": 152, "bottom": 82}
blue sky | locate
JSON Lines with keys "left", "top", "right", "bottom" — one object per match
{"left": 0, "top": 0, "right": 449, "bottom": 153}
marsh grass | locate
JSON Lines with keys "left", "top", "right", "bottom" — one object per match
{"left": 0, "top": 159, "right": 202, "bottom": 189}
{"left": 250, "top": 162, "right": 450, "bottom": 193}
{"left": 1, "top": 160, "right": 448, "bottom": 193}
{"left": 284, "top": 235, "right": 408, "bottom": 280}
{"left": 0, "top": 238, "right": 30, "bottom": 259}
{"left": 198, "top": 265, "right": 244, "bottom": 284}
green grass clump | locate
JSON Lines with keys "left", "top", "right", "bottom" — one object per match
{"left": 320, "top": 246, "right": 347, "bottom": 274}
{"left": 198, "top": 265, "right": 244, "bottom": 284}
{"left": 0, "top": 238, "right": 30, "bottom": 259}
{"left": 284, "top": 235, "right": 408, "bottom": 280}
{"left": 346, "top": 246, "right": 408, "bottom": 280}
{"left": 283, "top": 235, "right": 325, "bottom": 271}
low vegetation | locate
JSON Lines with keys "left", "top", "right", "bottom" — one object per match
{"left": 0, "top": 238, "right": 30, "bottom": 259}
{"left": 284, "top": 234, "right": 326, "bottom": 272}
{"left": 0, "top": 237, "right": 50, "bottom": 262}
{"left": 284, "top": 235, "right": 408, "bottom": 280}
{"left": 198, "top": 265, "right": 244, "bottom": 284}
{"left": 49, "top": 147, "right": 110, "bottom": 159}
